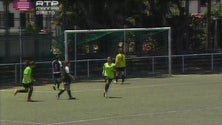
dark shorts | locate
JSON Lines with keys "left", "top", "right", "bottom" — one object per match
{"left": 104, "top": 77, "right": 113, "bottom": 83}
{"left": 63, "top": 79, "right": 71, "bottom": 85}
{"left": 22, "top": 83, "right": 33, "bottom": 88}
{"left": 104, "top": 77, "right": 114, "bottom": 81}
{"left": 116, "top": 67, "right": 125, "bottom": 72}
{"left": 53, "top": 73, "right": 61, "bottom": 79}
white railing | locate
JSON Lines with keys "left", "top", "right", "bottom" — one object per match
{"left": 1, "top": 53, "right": 222, "bottom": 84}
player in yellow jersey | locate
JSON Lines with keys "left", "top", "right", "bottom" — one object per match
{"left": 103, "top": 57, "right": 115, "bottom": 97}
{"left": 115, "top": 48, "right": 126, "bottom": 84}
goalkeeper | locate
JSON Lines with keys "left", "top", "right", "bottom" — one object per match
{"left": 115, "top": 47, "right": 126, "bottom": 84}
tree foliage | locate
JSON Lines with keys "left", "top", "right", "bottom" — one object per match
{"left": 2, "top": 0, "right": 214, "bottom": 54}
{"left": 53, "top": 0, "right": 209, "bottom": 54}
{"left": 55, "top": 0, "right": 187, "bottom": 29}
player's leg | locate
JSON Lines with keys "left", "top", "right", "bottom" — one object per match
{"left": 66, "top": 84, "right": 76, "bottom": 100}
{"left": 115, "top": 68, "right": 120, "bottom": 83}
{"left": 53, "top": 73, "right": 62, "bottom": 90}
{"left": 104, "top": 75, "right": 107, "bottom": 83}
{"left": 56, "top": 73, "right": 62, "bottom": 89}
{"left": 55, "top": 78, "right": 60, "bottom": 90}
{"left": 14, "top": 84, "right": 29, "bottom": 96}
{"left": 27, "top": 85, "right": 34, "bottom": 102}
{"left": 57, "top": 84, "right": 66, "bottom": 99}
{"left": 57, "top": 90, "right": 65, "bottom": 99}
{"left": 121, "top": 68, "right": 126, "bottom": 84}
{"left": 52, "top": 74, "right": 57, "bottom": 90}
{"left": 104, "top": 79, "right": 112, "bottom": 97}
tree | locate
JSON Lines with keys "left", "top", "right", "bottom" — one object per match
{"left": 54, "top": 0, "right": 211, "bottom": 54}
{"left": 55, "top": 0, "right": 178, "bottom": 28}
{"left": 211, "top": 3, "right": 222, "bottom": 49}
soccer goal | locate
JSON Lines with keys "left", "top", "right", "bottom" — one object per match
{"left": 64, "top": 27, "right": 172, "bottom": 76}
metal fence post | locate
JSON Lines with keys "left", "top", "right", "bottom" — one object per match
{"left": 182, "top": 56, "right": 185, "bottom": 73}
{"left": 211, "top": 54, "right": 214, "bottom": 72}
{"left": 152, "top": 57, "right": 155, "bottom": 73}
{"left": 15, "top": 64, "right": 17, "bottom": 83}
{"left": 87, "top": 59, "right": 90, "bottom": 78}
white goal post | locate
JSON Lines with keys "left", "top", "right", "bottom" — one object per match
{"left": 64, "top": 27, "right": 172, "bottom": 76}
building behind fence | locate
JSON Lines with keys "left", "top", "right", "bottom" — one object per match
{"left": 0, "top": 32, "right": 52, "bottom": 63}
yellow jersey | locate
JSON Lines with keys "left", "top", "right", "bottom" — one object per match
{"left": 115, "top": 53, "right": 126, "bottom": 68}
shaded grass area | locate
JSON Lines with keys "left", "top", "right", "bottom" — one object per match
{"left": 1, "top": 74, "right": 222, "bottom": 125}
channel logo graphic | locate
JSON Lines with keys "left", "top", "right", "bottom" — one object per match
{"left": 13, "top": 0, "right": 33, "bottom": 11}
{"left": 35, "top": 0, "right": 60, "bottom": 15}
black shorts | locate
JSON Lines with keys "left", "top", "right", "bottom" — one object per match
{"left": 104, "top": 76, "right": 114, "bottom": 80}
{"left": 116, "top": 67, "right": 125, "bottom": 72}
{"left": 53, "top": 73, "right": 61, "bottom": 79}
{"left": 63, "top": 79, "right": 71, "bottom": 85}
{"left": 22, "top": 83, "right": 33, "bottom": 88}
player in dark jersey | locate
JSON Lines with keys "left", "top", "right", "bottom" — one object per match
{"left": 52, "top": 56, "right": 63, "bottom": 90}
{"left": 57, "top": 61, "right": 76, "bottom": 100}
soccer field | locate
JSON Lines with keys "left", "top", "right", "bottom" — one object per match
{"left": 1, "top": 74, "right": 222, "bottom": 125}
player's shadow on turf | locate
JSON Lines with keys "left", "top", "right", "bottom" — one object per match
{"left": 27, "top": 100, "right": 43, "bottom": 102}
{"left": 115, "top": 82, "right": 131, "bottom": 85}
{"left": 107, "top": 96, "right": 122, "bottom": 99}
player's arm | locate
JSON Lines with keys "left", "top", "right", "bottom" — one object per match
{"left": 30, "top": 68, "right": 36, "bottom": 82}
{"left": 52, "top": 61, "right": 55, "bottom": 73}
{"left": 115, "top": 55, "right": 120, "bottom": 67}
{"left": 65, "top": 67, "right": 75, "bottom": 80}
{"left": 113, "top": 64, "right": 116, "bottom": 72}
{"left": 69, "top": 74, "right": 75, "bottom": 81}
{"left": 102, "top": 64, "right": 105, "bottom": 76}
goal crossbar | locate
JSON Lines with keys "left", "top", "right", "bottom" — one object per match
{"left": 65, "top": 27, "right": 171, "bottom": 33}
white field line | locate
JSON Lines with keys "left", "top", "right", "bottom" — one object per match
{"left": 47, "top": 105, "right": 222, "bottom": 125}
{"left": 1, "top": 106, "right": 221, "bottom": 125}
{"left": 0, "top": 119, "right": 45, "bottom": 125}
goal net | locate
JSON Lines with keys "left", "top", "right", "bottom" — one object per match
{"left": 64, "top": 27, "right": 171, "bottom": 76}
